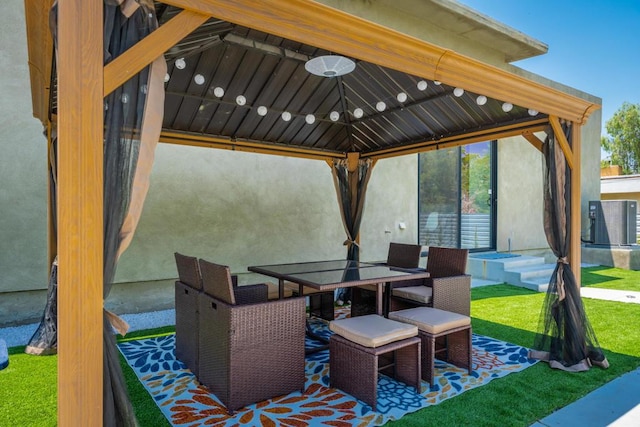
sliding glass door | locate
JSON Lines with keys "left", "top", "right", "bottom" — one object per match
{"left": 418, "top": 141, "right": 496, "bottom": 251}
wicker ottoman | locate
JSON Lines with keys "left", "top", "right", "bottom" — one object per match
{"left": 389, "top": 307, "right": 472, "bottom": 388}
{"left": 329, "top": 314, "right": 421, "bottom": 410}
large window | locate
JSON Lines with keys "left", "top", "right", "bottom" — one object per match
{"left": 418, "top": 141, "right": 496, "bottom": 250}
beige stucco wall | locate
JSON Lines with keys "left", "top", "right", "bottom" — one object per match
{"left": 0, "top": 0, "right": 49, "bottom": 294}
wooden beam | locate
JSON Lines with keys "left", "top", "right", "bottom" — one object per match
{"left": 570, "top": 124, "right": 582, "bottom": 285}
{"left": 104, "top": 10, "right": 209, "bottom": 96}
{"left": 522, "top": 130, "right": 544, "bottom": 152}
{"left": 160, "top": 131, "right": 345, "bottom": 161}
{"left": 549, "top": 115, "right": 574, "bottom": 170}
{"left": 366, "top": 119, "right": 548, "bottom": 160}
{"left": 24, "top": 0, "right": 55, "bottom": 124}
{"left": 162, "top": 0, "right": 599, "bottom": 124}
{"left": 57, "top": 0, "right": 103, "bottom": 424}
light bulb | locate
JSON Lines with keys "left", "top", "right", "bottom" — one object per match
{"left": 121, "top": 93, "right": 129, "bottom": 104}
{"left": 453, "top": 87, "right": 464, "bottom": 97}
{"left": 376, "top": 101, "right": 386, "bottom": 112}
{"left": 502, "top": 102, "right": 513, "bottom": 112}
{"left": 164, "top": 73, "right": 170, "bottom": 83}
{"left": 417, "top": 80, "right": 428, "bottom": 91}
{"left": 476, "top": 95, "right": 487, "bottom": 106}
{"left": 281, "top": 111, "right": 292, "bottom": 121}
{"left": 305, "top": 114, "right": 315, "bottom": 124}
{"left": 528, "top": 109, "right": 539, "bottom": 116}
{"left": 257, "top": 106, "right": 268, "bottom": 116}
{"left": 353, "top": 108, "right": 363, "bottom": 119}
{"left": 213, "top": 87, "right": 224, "bottom": 98}
{"left": 236, "top": 95, "right": 246, "bottom": 106}
{"left": 194, "top": 74, "right": 205, "bottom": 85}
{"left": 175, "top": 58, "right": 186, "bottom": 70}
{"left": 140, "top": 84, "right": 148, "bottom": 94}
{"left": 434, "top": 80, "right": 442, "bottom": 85}
{"left": 397, "top": 92, "right": 407, "bottom": 103}
{"left": 330, "top": 111, "right": 340, "bottom": 122}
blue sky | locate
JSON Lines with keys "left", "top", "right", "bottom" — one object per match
{"left": 458, "top": 0, "right": 640, "bottom": 159}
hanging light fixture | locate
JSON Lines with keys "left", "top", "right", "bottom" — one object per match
{"left": 502, "top": 102, "right": 513, "bottom": 112}
{"left": 305, "top": 55, "right": 356, "bottom": 77}
{"left": 213, "top": 87, "right": 224, "bottom": 98}
{"left": 353, "top": 108, "right": 364, "bottom": 119}
{"left": 453, "top": 87, "right": 464, "bottom": 97}
{"left": 175, "top": 58, "right": 186, "bottom": 70}
{"left": 476, "top": 95, "right": 487, "bottom": 105}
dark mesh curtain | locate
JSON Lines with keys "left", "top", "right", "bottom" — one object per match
{"left": 529, "top": 123, "right": 609, "bottom": 371}
{"left": 26, "top": 136, "right": 59, "bottom": 355}
{"left": 27, "top": 0, "right": 166, "bottom": 425}
{"left": 331, "top": 158, "right": 374, "bottom": 262}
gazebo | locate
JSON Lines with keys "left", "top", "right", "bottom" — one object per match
{"left": 23, "top": 0, "right": 605, "bottom": 425}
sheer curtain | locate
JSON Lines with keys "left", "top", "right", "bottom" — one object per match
{"left": 529, "top": 123, "right": 608, "bottom": 371}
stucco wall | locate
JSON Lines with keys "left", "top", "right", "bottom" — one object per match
{"left": 0, "top": 0, "right": 49, "bottom": 293}
{"left": 114, "top": 145, "right": 417, "bottom": 283}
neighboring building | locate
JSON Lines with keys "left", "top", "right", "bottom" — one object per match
{"left": 1, "top": 0, "right": 602, "bottom": 325}
{"left": 600, "top": 171, "right": 640, "bottom": 243}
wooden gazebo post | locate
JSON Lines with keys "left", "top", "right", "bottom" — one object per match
{"left": 570, "top": 124, "right": 582, "bottom": 285}
{"left": 57, "top": 0, "right": 104, "bottom": 424}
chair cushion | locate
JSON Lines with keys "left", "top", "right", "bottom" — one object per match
{"left": 392, "top": 285, "right": 433, "bottom": 304}
{"left": 329, "top": 314, "right": 417, "bottom": 348}
{"left": 389, "top": 307, "right": 470, "bottom": 335}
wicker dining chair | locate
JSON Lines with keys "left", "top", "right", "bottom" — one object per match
{"left": 197, "top": 259, "right": 306, "bottom": 413}
{"left": 389, "top": 246, "right": 471, "bottom": 316}
{"left": 174, "top": 252, "right": 204, "bottom": 376}
{"left": 350, "top": 243, "right": 423, "bottom": 317}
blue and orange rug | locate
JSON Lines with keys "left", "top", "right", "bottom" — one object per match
{"left": 118, "top": 311, "right": 537, "bottom": 426}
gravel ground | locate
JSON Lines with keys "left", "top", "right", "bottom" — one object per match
{"left": 0, "top": 309, "right": 175, "bottom": 349}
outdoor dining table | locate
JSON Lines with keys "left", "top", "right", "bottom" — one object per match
{"left": 248, "top": 259, "right": 431, "bottom": 352}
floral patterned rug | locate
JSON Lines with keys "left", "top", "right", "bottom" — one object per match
{"left": 118, "top": 309, "right": 537, "bottom": 426}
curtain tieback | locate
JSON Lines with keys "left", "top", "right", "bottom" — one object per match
{"left": 105, "top": 309, "right": 130, "bottom": 336}
{"left": 555, "top": 257, "right": 568, "bottom": 301}
{"left": 343, "top": 239, "right": 360, "bottom": 248}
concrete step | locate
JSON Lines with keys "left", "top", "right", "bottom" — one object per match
{"left": 467, "top": 254, "right": 545, "bottom": 280}
{"left": 503, "top": 263, "right": 556, "bottom": 284}
{"left": 520, "top": 276, "right": 550, "bottom": 292}
{"left": 467, "top": 253, "right": 552, "bottom": 292}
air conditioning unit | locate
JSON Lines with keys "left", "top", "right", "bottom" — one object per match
{"left": 589, "top": 200, "right": 637, "bottom": 245}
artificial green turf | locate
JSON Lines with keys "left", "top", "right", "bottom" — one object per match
{"left": 2, "top": 269, "right": 640, "bottom": 426}
{"left": 582, "top": 266, "right": 640, "bottom": 292}
{"left": 0, "top": 346, "right": 57, "bottom": 427}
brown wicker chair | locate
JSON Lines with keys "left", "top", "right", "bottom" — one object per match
{"left": 350, "top": 243, "right": 422, "bottom": 317}
{"left": 389, "top": 246, "right": 471, "bottom": 316}
{"left": 197, "top": 259, "right": 306, "bottom": 413}
{"left": 174, "top": 252, "right": 203, "bottom": 376}
{"left": 174, "top": 253, "right": 270, "bottom": 376}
